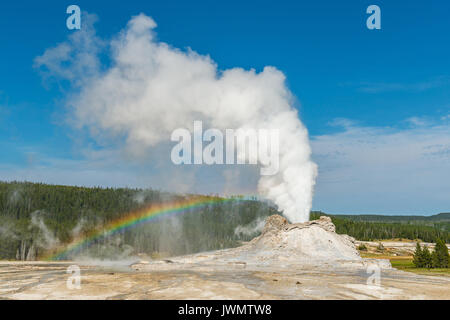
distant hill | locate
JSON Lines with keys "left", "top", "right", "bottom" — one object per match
{"left": 331, "top": 212, "right": 450, "bottom": 223}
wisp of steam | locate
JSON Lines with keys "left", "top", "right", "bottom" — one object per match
{"left": 35, "top": 13, "right": 317, "bottom": 222}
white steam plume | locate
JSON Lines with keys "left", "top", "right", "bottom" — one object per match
{"left": 234, "top": 217, "right": 267, "bottom": 237}
{"left": 35, "top": 13, "right": 317, "bottom": 222}
{"left": 30, "top": 211, "right": 60, "bottom": 249}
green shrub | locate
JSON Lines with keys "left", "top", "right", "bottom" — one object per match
{"left": 432, "top": 238, "right": 449, "bottom": 268}
{"left": 357, "top": 244, "right": 367, "bottom": 251}
{"left": 413, "top": 242, "right": 423, "bottom": 267}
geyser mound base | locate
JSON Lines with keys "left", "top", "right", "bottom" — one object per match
{"left": 248, "top": 215, "right": 361, "bottom": 262}
{"left": 132, "top": 215, "right": 391, "bottom": 271}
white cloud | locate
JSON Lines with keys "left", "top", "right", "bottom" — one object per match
{"left": 34, "top": 13, "right": 102, "bottom": 88}
{"left": 405, "top": 116, "right": 430, "bottom": 127}
{"left": 5, "top": 114, "right": 449, "bottom": 215}
{"left": 328, "top": 118, "right": 358, "bottom": 128}
{"left": 342, "top": 77, "right": 450, "bottom": 93}
{"left": 0, "top": 153, "right": 259, "bottom": 197}
{"left": 311, "top": 118, "right": 450, "bottom": 214}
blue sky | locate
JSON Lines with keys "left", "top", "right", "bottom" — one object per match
{"left": 0, "top": 0, "right": 449, "bottom": 215}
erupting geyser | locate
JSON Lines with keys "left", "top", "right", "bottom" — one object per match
{"left": 35, "top": 13, "right": 317, "bottom": 222}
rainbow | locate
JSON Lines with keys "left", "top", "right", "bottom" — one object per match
{"left": 44, "top": 196, "right": 234, "bottom": 261}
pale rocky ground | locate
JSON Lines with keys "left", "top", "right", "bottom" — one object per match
{"left": 0, "top": 216, "right": 449, "bottom": 300}
{"left": 355, "top": 239, "right": 450, "bottom": 256}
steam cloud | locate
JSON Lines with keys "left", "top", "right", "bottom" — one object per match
{"left": 30, "top": 211, "right": 60, "bottom": 249}
{"left": 35, "top": 13, "right": 317, "bottom": 222}
{"left": 234, "top": 216, "right": 266, "bottom": 237}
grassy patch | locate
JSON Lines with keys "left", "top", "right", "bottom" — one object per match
{"left": 361, "top": 253, "right": 450, "bottom": 276}
{"left": 387, "top": 257, "right": 450, "bottom": 276}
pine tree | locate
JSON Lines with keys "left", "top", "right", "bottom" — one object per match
{"left": 422, "top": 246, "right": 432, "bottom": 269}
{"left": 432, "top": 238, "right": 449, "bottom": 268}
{"left": 413, "top": 242, "right": 423, "bottom": 267}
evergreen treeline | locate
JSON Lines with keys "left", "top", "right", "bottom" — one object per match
{"left": 336, "top": 212, "right": 450, "bottom": 223}
{"left": 0, "top": 181, "right": 448, "bottom": 260}
{"left": 311, "top": 212, "right": 450, "bottom": 243}
{"left": 413, "top": 239, "right": 449, "bottom": 268}
{"left": 331, "top": 213, "right": 450, "bottom": 232}
{"left": 0, "top": 181, "right": 277, "bottom": 260}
